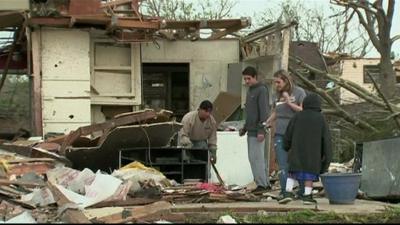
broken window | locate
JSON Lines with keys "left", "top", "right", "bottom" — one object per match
{"left": 363, "top": 65, "right": 380, "bottom": 84}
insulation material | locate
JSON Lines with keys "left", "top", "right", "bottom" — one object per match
{"left": 20, "top": 188, "right": 56, "bottom": 207}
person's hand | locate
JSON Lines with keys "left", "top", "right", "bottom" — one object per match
{"left": 180, "top": 138, "right": 193, "bottom": 148}
{"left": 239, "top": 128, "right": 246, "bottom": 136}
{"left": 282, "top": 91, "right": 290, "bottom": 102}
{"left": 210, "top": 149, "right": 217, "bottom": 164}
{"left": 257, "top": 133, "right": 265, "bottom": 142}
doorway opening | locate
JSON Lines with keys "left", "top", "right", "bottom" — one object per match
{"left": 142, "top": 63, "right": 189, "bottom": 122}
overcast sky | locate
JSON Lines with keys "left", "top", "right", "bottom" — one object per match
{"left": 232, "top": 0, "right": 400, "bottom": 58}
{"left": 0, "top": 0, "right": 399, "bottom": 57}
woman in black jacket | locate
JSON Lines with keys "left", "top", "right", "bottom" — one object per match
{"left": 278, "top": 93, "right": 332, "bottom": 205}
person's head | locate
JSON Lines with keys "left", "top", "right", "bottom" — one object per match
{"left": 273, "top": 69, "right": 294, "bottom": 94}
{"left": 198, "top": 100, "right": 213, "bottom": 120}
{"left": 303, "top": 92, "right": 321, "bottom": 112}
{"left": 242, "top": 66, "right": 258, "bottom": 87}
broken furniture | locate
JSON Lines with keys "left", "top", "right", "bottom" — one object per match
{"left": 119, "top": 147, "right": 209, "bottom": 184}
{"left": 59, "top": 109, "right": 159, "bottom": 154}
{"left": 65, "top": 121, "right": 182, "bottom": 172}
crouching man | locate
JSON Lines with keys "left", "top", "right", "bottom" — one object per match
{"left": 178, "top": 100, "right": 217, "bottom": 164}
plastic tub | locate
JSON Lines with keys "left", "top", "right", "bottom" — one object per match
{"left": 320, "top": 173, "right": 361, "bottom": 204}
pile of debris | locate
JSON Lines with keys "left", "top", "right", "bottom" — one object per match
{"left": 0, "top": 107, "right": 274, "bottom": 223}
{"left": 328, "top": 159, "right": 355, "bottom": 173}
{"left": 0, "top": 151, "right": 274, "bottom": 223}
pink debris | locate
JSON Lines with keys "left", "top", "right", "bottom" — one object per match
{"left": 195, "top": 182, "right": 224, "bottom": 193}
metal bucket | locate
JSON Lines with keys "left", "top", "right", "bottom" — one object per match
{"left": 320, "top": 173, "right": 361, "bottom": 204}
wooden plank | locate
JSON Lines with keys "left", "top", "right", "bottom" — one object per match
{"left": 31, "top": 147, "right": 72, "bottom": 166}
{"left": 211, "top": 92, "right": 241, "bottom": 126}
{"left": 7, "top": 162, "right": 55, "bottom": 176}
{"left": 172, "top": 205, "right": 321, "bottom": 213}
{"left": 208, "top": 25, "right": 243, "bottom": 40}
{"left": 100, "top": 0, "right": 132, "bottom": 8}
{"left": 0, "top": 188, "right": 20, "bottom": 198}
{"left": 29, "top": 17, "right": 71, "bottom": 27}
{"left": 163, "top": 19, "right": 247, "bottom": 30}
{"left": 31, "top": 30, "right": 43, "bottom": 136}
{"left": 99, "top": 201, "right": 172, "bottom": 224}
{"left": 88, "top": 197, "right": 158, "bottom": 208}
{"left": 0, "top": 186, "right": 28, "bottom": 196}
{"left": 0, "top": 179, "right": 45, "bottom": 188}
{"left": 46, "top": 135, "right": 67, "bottom": 144}
{"left": 115, "top": 18, "right": 159, "bottom": 29}
{"left": 47, "top": 182, "right": 91, "bottom": 224}
{"left": 138, "top": 212, "right": 186, "bottom": 223}
{"left": 73, "top": 15, "right": 111, "bottom": 25}
{"left": 7, "top": 158, "right": 55, "bottom": 164}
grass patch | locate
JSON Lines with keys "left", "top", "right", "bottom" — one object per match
{"left": 242, "top": 206, "right": 400, "bottom": 224}
{"left": 182, "top": 206, "right": 400, "bottom": 223}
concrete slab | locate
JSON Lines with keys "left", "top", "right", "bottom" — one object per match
{"left": 172, "top": 198, "right": 395, "bottom": 215}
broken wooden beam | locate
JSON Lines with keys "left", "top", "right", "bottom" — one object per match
{"left": 97, "top": 201, "right": 172, "bottom": 224}
{"left": 208, "top": 25, "right": 243, "bottom": 40}
{"left": 113, "top": 17, "right": 160, "bottom": 29}
{"left": 0, "top": 179, "right": 45, "bottom": 188}
{"left": 28, "top": 17, "right": 71, "bottom": 27}
{"left": 100, "top": 0, "right": 133, "bottom": 8}
{"left": 88, "top": 197, "right": 159, "bottom": 208}
{"left": 162, "top": 19, "right": 250, "bottom": 30}
{"left": 60, "top": 109, "right": 157, "bottom": 154}
{"left": 6, "top": 162, "right": 55, "bottom": 176}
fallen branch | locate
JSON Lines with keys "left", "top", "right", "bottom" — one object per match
{"left": 290, "top": 55, "right": 400, "bottom": 111}
{"left": 289, "top": 66, "right": 378, "bottom": 132}
{"left": 366, "top": 70, "right": 400, "bottom": 130}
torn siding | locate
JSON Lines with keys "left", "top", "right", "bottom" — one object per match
{"left": 141, "top": 39, "right": 240, "bottom": 110}
{"left": 37, "top": 28, "right": 91, "bottom": 135}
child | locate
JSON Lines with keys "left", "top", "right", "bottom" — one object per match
{"left": 278, "top": 93, "right": 332, "bottom": 205}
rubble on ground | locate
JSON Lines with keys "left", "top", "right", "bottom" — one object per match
{"left": 0, "top": 151, "right": 277, "bottom": 223}
{"left": 328, "top": 159, "right": 354, "bottom": 173}
{"left": 0, "top": 104, "right": 369, "bottom": 223}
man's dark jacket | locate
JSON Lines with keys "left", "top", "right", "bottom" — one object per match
{"left": 283, "top": 93, "right": 332, "bottom": 174}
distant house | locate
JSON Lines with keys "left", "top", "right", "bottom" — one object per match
{"left": 289, "top": 41, "right": 329, "bottom": 89}
{"left": 325, "top": 57, "right": 400, "bottom": 105}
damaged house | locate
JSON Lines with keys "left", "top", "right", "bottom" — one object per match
{"left": 0, "top": 0, "right": 295, "bottom": 184}
{"left": 2, "top": 2, "right": 400, "bottom": 223}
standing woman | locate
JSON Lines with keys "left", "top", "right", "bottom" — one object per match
{"left": 266, "top": 69, "right": 306, "bottom": 198}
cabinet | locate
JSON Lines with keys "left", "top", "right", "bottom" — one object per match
{"left": 119, "top": 147, "right": 209, "bottom": 183}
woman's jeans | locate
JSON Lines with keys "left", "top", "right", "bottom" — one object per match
{"left": 274, "top": 134, "right": 305, "bottom": 196}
